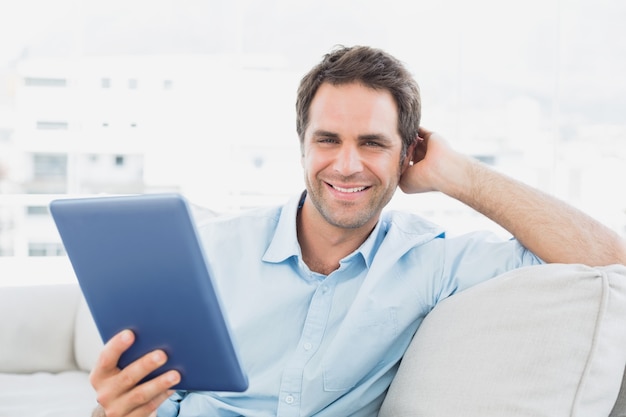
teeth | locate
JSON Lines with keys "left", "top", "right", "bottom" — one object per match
{"left": 332, "top": 185, "right": 366, "bottom": 193}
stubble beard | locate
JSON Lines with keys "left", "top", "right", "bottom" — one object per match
{"left": 304, "top": 174, "right": 398, "bottom": 230}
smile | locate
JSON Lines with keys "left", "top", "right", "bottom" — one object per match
{"left": 331, "top": 184, "right": 367, "bottom": 193}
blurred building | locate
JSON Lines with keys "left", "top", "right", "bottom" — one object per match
{"left": 0, "top": 54, "right": 304, "bottom": 257}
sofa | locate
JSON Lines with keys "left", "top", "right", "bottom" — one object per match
{"left": 1, "top": 263, "right": 625, "bottom": 417}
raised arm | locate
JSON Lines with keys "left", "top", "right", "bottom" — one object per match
{"left": 400, "top": 128, "right": 626, "bottom": 266}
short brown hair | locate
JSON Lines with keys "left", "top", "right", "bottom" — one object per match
{"left": 296, "top": 45, "right": 421, "bottom": 160}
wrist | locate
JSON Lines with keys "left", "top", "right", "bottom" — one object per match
{"left": 435, "top": 151, "right": 477, "bottom": 200}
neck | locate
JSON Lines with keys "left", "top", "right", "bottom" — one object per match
{"left": 296, "top": 199, "right": 374, "bottom": 275}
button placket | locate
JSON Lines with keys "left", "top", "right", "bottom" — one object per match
{"left": 276, "top": 279, "right": 335, "bottom": 416}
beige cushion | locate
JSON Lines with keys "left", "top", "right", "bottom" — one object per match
{"left": 74, "top": 295, "right": 104, "bottom": 372}
{"left": 379, "top": 263, "right": 626, "bottom": 417}
{"left": 0, "top": 371, "right": 97, "bottom": 417}
{"left": 0, "top": 284, "right": 80, "bottom": 373}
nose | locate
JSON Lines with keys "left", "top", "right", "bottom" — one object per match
{"left": 333, "top": 143, "right": 363, "bottom": 175}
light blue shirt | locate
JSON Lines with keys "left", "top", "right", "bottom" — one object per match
{"left": 158, "top": 192, "right": 542, "bottom": 417}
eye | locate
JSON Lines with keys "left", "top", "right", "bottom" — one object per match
{"left": 364, "top": 139, "right": 390, "bottom": 149}
{"left": 317, "top": 137, "right": 339, "bottom": 144}
{"left": 360, "top": 135, "right": 391, "bottom": 148}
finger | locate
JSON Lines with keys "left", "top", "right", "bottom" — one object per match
{"left": 417, "top": 126, "right": 432, "bottom": 138}
{"left": 111, "top": 349, "right": 174, "bottom": 393}
{"left": 97, "top": 357, "right": 179, "bottom": 416}
{"left": 91, "top": 329, "right": 135, "bottom": 384}
{"left": 412, "top": 136, "right": 428, "bottom": 164}
{"left": 118, "top": 375, "right": 180, "bottom": 417}
{"left": 103, "top": 388, "right": 174, "bottom": 417}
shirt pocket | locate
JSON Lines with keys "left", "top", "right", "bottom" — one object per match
{"left": 322, "top": 307, "right": 398, "bottom": 392}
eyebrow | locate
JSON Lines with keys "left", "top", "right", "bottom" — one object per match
{"left": 312, "top": 129, "right": 339, "bottom": 139}
{"left": 311, "top": 130, "right": 393, "bottom": 143}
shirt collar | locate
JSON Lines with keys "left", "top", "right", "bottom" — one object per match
{"left": 262, "top": 191, "right": 445, "bottom": 267}
{"left": 262, "top": 190, "right": 381, "bottom": 267}
{"left": 262, "top": 191, "right": 305, "bottom": 263}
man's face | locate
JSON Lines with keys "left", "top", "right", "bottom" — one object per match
{"left": 301, "top": 82, "right": 408, "bottom": 232}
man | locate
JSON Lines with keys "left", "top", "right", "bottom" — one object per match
{"left": 90, "top": 45, "right": 626, "bottom": 417}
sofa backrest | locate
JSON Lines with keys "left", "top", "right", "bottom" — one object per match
{"left": 0, "top": 284, "right": 81, "bottom": 373}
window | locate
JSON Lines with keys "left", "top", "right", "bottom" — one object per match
{"left": 24, "top": 77, "right": 67, "bottom": 87}
{"left": 36, "top": 121, "right": 68, "bottom": 130}
{"left": 26, "top": 206, "right": 49, "bottom": 216}
{"left": 0, "top": 247, "right": 14, "bottom": 257}
{"left": 0, "top": 129, "right": 11, "bottom": 142}
{"left": 33, "top": 154, "right": 67, "bottom": 180}
{"left": 28, "top": 242, "right": 65, "bottom": 257}
{"left": 114, "top": 155, "right": 125, "bottom": 166}
{"left": 128, "top": 79, "right": 138, "bottom": 89}
{"left": 101, "top": 78, "right": 111, "bottom": 88}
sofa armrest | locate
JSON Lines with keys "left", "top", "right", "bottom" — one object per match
{"left": 380, "top": 263, "right": 626, "bottom": 417}
{"left": 0, "top": 284, "right": 81, "bottom": 373}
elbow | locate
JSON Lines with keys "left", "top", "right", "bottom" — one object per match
{"left": 615, "top": 238, "right": 626, "bottom": 266}
{"left": 595, "top": 235, "right": 626, "bottom": 267}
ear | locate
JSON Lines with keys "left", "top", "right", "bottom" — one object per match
{"left": 401, "top": 139, "right": 418, "bottom": 173}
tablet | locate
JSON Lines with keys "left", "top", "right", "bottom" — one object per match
{"left": 49, "top": 193, "right": 248, "bottom": 392}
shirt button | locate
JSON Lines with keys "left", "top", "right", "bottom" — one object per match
{"left": 321, "top": 285, "right": 329, "bottom": 293}
{"left": 303, "top": 342, "right": 312, "bottom": 351}
{"left": 285, "top": 395, "right": 295, "bottom": 404}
